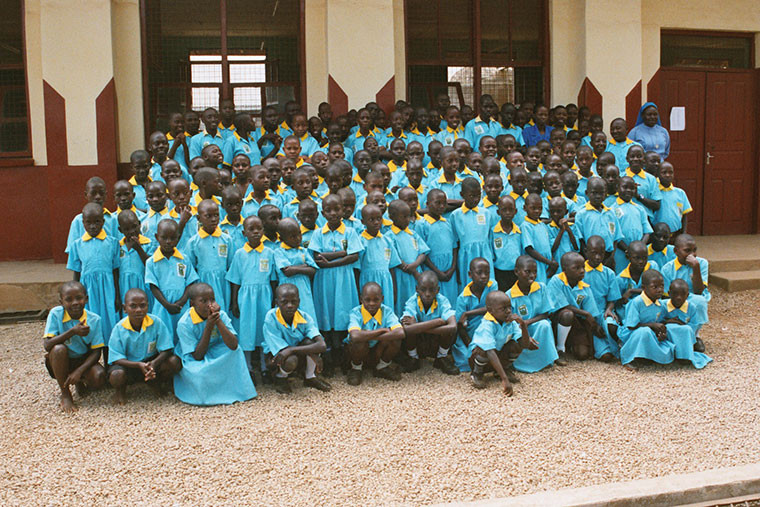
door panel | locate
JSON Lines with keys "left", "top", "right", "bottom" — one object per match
{"left": 658, "top": 70, "right": 705, "bottom": 234}
{"left": 702, "top": 72, "right": 755, "bottom": 235}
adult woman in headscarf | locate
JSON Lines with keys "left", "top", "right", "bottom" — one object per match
{"left": 628, "top": 102, "right": 670, "bottom": 160}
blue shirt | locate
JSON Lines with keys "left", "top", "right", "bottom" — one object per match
{"left": 610, "top": 198, "right": 653, "bottom": 244}
{"left": 346, "top": 304, "right": 402, "bottom": 347}
{"left": 547, "top": 220, "right": 581, "bottom": 265}
{"left": 490, "top": 122, "right": 525, "bottom": 146}
{"left": 661, "top": 257, "right": 710, "bottom": 301}
{"left": 43, "top": 307, "right": 104, "bottom": 358}
{"left": 509, "top": 281, "right": 550, "bottom": 320}
{"left": 469, "top": 312, "right": 521, "bottom": 353}
{"left": 253, "top": 126, "right": 279, "bottom": 158}
{"left": 522, "top": 124, "right": 554, "bottom": 147}
{"left": 241, "top": 190, "right": 281, "bottom": 219}
{"left": 605, "top": 137, "right": 641, "bottom": 170}
{"left": 65, "top": 209, "right": 118, "bottom": 253}
{"left": 490, "top": 221, "right": 525, "bottom": 270}
{"left": 145, "top": 248, "right": 200, "bottom": 295}
{"left": 226, "top": 242, "right": 276, "bottom": 287}
{"left": 220, "top": 216, "right": 246, "bottom": 255}
{"left": 648, "top": 244, "right": 675, "bottom": 269}
{"left": 628, "top": 123, "right": 670, "bottom": 160}
{"left": 455, "top": 280, "right": 497, "bottom": 336}
{"left": 464, "top": 116, "right": 499, "bottom": 152}
{"left": 655, "top": 183, "right": 692, "bottom": 232}
{"left": 625, "top": 167, "right": 662, "bottom": 220}
{"left": 222, "top": 131, "right": 261, "bottom": 166}
{"left": 433, "top": 126, "right": 464, "bottom": 147}
{"left": 574, "top": 202, "right": 623, "bottom": 252}
{"left": 189, "top": 130, "right": 225, "bottom": 159}
{"left": 664, "top": 298, "right": 704, "bottom": 334}
{"left": 262, "top": 308, "right": 321, "bottom": 355}
{"left": 614, "top": 261, "right": 659, "bottom": 296}
{"left": 388, "top": 225, "right": 429, "bottom": 265}
{"left": 66, "top": 230, "right": 120, "bottom": 275}
{"left": 583, "top": 261, "right": 621, "bottom": 313}
{"left": 546, "top": 271, "right": 600, "bottom": 319}
{"left": 621, "top": 293, "right": 664, "bottom": 340}
{"left": 108, "top": 314, "right": 174, "bottom": 363}
{"left": 358, "top": 231, "right": 401, "bottom": 272}
{"left": 184, "top": 228, "right": 234, "bottom": 276}
{"left": 402, "top": 293, "right": 455, "bottom": 322}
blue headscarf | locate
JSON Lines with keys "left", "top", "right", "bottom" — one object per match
{"left": 635, "top": 102, "right": 662, "bottom": 126}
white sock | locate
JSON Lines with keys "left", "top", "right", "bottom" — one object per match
{"left": 408, "top": 348, "right": 419, "bottom": 359}
{"left": 305, "top": 356, "right": 317, "bottom": 379}
{"left": 437, "top": 346, "right": 449, "bottom": 358}
{"left": 376, "top": 359, "right": 391, "bottom": 370}
{"left": 351, "top": 361, "right": 363, "bottom": 371}
{"left": 275, "top": 366, "right": 289, "bottom": 378}
{"left": 557, "top": 324, "right": 571, "bottom": 352}
{"left": 244, "top": 351, "right": 254, "bottom": 374}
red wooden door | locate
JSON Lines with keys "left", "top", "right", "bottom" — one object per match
{"left": 658, "top": 70, "right": 705, "bottom": 234}
{"left": 702, "top": 72, "right": 755, "bottom": 235}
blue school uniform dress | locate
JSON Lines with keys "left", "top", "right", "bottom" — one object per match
{"left": 140, "top": 207, "right": 170, "bottom": 251}
{"left": 614, "top": 261, "right": 658, "bottom": 305}
{"left": 562, "top": 193, "right": 587, "bottom": 216}
{"left": 611, "top": 198, "right": 654, "bottom": 273}
{"left": 625, "top": 167, "right": 662, "bottom": 220}
{"left": 605, "top": 137, "right": 640, "bottom": 170}
{"left": 430, "top": 173, "right": 464, "bottom": 208}
{"left": 279, "top": 133, "right": 319, "bottom": 157}
{"left": 276, "top": 120, "right": 294, "bottom": 138}
{"left": 67, "top": 230, "right": 120, "bottom": 339}
{"left": 450, "top": 204, "right": 493, "bottom": 291}
{"left": 347, "top": 130, "right": 379, "bottom": 153}
{"left": 454, "top": 280, "right": 498, "bottom": 371}
{"left": 226, "top": 242, "right": 275, "bottom": 350}
{"left": 308, "top": 221, "right": 363, "bottom": 331}
{"left": 253, "top": 126, "right": 279, "bottom": 159}
{"left": 468, "top": 312, "right": 521, "bottom": 356}
{"left": 618, "top": 293, "right": 673, "bottom": 366}
{"left": 574, "top": 172, "right": 594, "bottom": 200}
{"left": 167, "top": 133, "right": 188, "bottom": 170}
{"left": 44, "top": 307, "right": 104, "bottom": 357}
{"left": 574, "top": 202, "right": 623, "bottom": 257}
{"left": 174, "top": 307, "right": 256, "bottom": 405}
{"left": 282, "top": 196, "right": 321, "bottom": 223}
{"left": 655, "top": 182, "right": 692, "bottom": 232}
{"left": 661, "top": 257, "right": 710, "bottom": 325}
{"left": 388, "top": 225, "right": 430, "bottom": 316}
{"left": 273, "top": 243, "right": 319, "bottom": 321}
{"left": 185, "top": 228, "right": 234, "bottom": 312}
{"left": 167, "top": 207, "right": 199, "bottom": 254}
{"left": 346, "top": 304, "right": 403, "bottom": 348}
{"left": 189, "top": 129, "right": 225, "bottom": 159}
{"left": 118, "top": 235, "right": 155, "bottom": 308}
{"left": 417, "top": 214, "right": 458, "bottom": 305}
{"left": 547, "top": 272, "right": 600, "bottom": 323}
{"left": 504, "top": 190, "right": 528, "bottom": 225}
{"left": 357, "top": 231, "right": 401, "bottom": 311}
{"left": 241, "top": 190, "right": 281, "bottom": 219}
{"left": 490, "top": 122, "right": 525, "bottom": 146}
{"left": 144, "top": 248, "right": 199, "bottom": 341}
{"left": 300, "top": 224, "right": 317, "bottom": 249}
{"left": 65, "top": 209, "right": 118, "bottom": 253}
{"left": 522, "top": 124, "right": 553, "bottom": 147}
{"left": 583, "top": 261, "right": 623, "bottom": 358}
{"left": 129, "top": 176, "right": 150, "bottom": 211}
{"left": 521, "top": 217, "right": 553, "bottom": 283}
{"left": 216, "top": 122, "right": 236, "bottom": 141}
{"left": 547, "top": 220, "right": 580, "bottom": 268}
{"left": 480, "top": 196, "right": 499, "bottom": 224}
{"left": 222, "top": 131, "right": 261, "bottom": 167}
{"left": 663, "top": 299, "right": 712, "bottom": 368}
{"left": 403, "top": 293, "right": 456, "bottom": 327}
{"left": 263, "top": 307, "right": 321, "bottom": 357}
{"left": 628, "top": 103, "right": 670, "bottom": 160}
{"left": 490, "top": 221, "right": 525, "bottom": 273}
{"left": 465, "top": 116, "right": 498, "bottom": 153}
{"left": 433, "top": 126, "right": 464, "bottom": 147}
{"left": 108, "top": 314, "right": 173, "bottom": 365}
{"left": 149, "top": 158, "right": 192, "bottom": 184}
{"left": 509, "top": 281, "right": 559, "bottom": 372}
{"left": 648, "top": 244, "right": 675, "bottom": 269}
{"left": 220, "top": 215, "right": 246, "bottom": 255}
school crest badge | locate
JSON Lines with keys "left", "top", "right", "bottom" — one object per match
{"left": 259, "top": 258, "right": 269, "bottom": 272}
{"left": 614, "top": 207, "right": 624, "bottom": 219}
{"left": 474, "top": 125, "right": 485, "bottom": 135}
{"left": 342, "top": 239, "right": 348, "bottom": 250}
{"left": 384, "top": 248, "right": 391, "bottom": 261}
{"left": 576, "top": 294, "right": 585, "bottom": 306}
{"left": 518, "top": 304, "right": 528, "bottom": 316}
{"left": 494, "top": 237, "right": 503, "bottom": 249}
{"left": 218, "top": 244, "right": 228, "bottom": 257}
{"left": 177, "top": 263, "right": 186, "bottom": 277}
{"left": 476, "top": 214, "right": 486, "bottom": 225}
{"left": 607, "top": 221, "right": 616, "bottom": 234}
{"left": 148, "top": 341, "right": 157, "bottom": 354}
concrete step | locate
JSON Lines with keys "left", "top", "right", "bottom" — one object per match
{"left": 709, "top": 270, "right": 760, "bottom": 292}
{"left": 710, "top": 258, "right": 760, "bottom": 273}
{"left": 0, "top": 260, "right": 70, "bottom": 315}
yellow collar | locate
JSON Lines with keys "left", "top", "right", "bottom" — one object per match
{"left": 641, "top": 292, "right": 660, "bottom": 307}
{"left": 152, "top": 248, "right": 183, "bottom": 262}
{"left": 648, "top": 244, "right": 667, "bottom": 256}
{"left": 361, "top": 305, "right": 383, "bottom": 325}
{"left": 263, "top": 233, "right": 279, "bottom": 243}
{"left": 557, "top": 271, "right": 589, "bottom": 289}
{"left": 493, "top": 221, "right": 520, "bottom": 234}
{"left": 355, "top": 130, "right": 375, "bottom": 138}
{"left": 585, "top": 261, "right": 603, "bottom": 272}
{"left": 523, "top": 217, "right": 541, "bottom": 225}
{"left": 417, "top": 296, "right": 438, "bottom": 313}
{"left": 62, "top": 309, "right": 88, "bottom": 325}
{"left": 189, "top": 307, "right": 204, "bottom": 324}
{"left": 361, "top": 230, "right": 382, "bottom": 240}
{"left": 128, "top": 175, "right": 151, "bottom": 186}
{"left": 483, "top": 312, "right": 498, "bottom": 322}
{"left": 221, "top": 215, "right": 241, "bottom": 226}
{"left": 300, "top": 224, "right": 316, "bottom": 234}
{"left": 243, "top": 242, "right": 264, "bottom": 253}
{"left": 276, "top": 308, "right": 308, "bottom": 328}
{"left": 321, "top": 221, "right": 346, "bottom": 234}
{"left": 424, "top": 214, "right": 445, "bottom": 224}
{"left": 483, "top": 196, "right": 498, "bottom": 208}
{"left": 82, "top": 229, "right": 107, "bottom": 241}
{"left": 509, "top": 281, "right": 540, "bottom": 298}
{"left": 625, "top": 167, "right": 644, "bottom": 178}
{"left": 280, "top": 241, "right": 300, "bottom": 250}
{"left": 510, "top": 190, "right": 528, "bottom": 200}
{"left": 391, "top": 225, "right": 413, "bottom": 235}
{"left": 463, "top": 280, "right": 494, "bottom": 297}
{"left": 119, "top": 235, "right": 151, "bottom": 247}
{"left": 658, "top": 180, "right": 673, "bottom": 191}
{"left": 562, "top": 192, "right": 578, "bottom": 202}
{"left": 461, "top": 204, "right": 478, "bottom": 213}
{"left": 147, "top": 207, "right": 169, "bottom": 218}
{"left": 198, "top": 227, "right": 222, "bottom": 238}
{"left": 620, "top": 262, "right": 652, "bottom": 279}
{"left": 121, "top": 314, "right": 154, "bottom": 332}
{"left": 352, "top": 174, "right": 364, "bottom": 183}
{"left": 666, "top": 300, "right": 688, "bottom": 313}
{"left": 437, "top": 173, "right": 463, "bottom": 184}
{"left": 674, "top": 258, "right": 685, "bottom": 271}
{"left": 584, "top": 202, "right": 609, "bottom": 212}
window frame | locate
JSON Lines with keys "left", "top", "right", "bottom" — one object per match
{"left": 660, "top": 29, "right": 755, "bottom": 73}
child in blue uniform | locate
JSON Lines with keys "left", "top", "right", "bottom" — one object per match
{"left": 357, "top": 204, "right": 401, "bottom": 311}
{"left": 509, "top": 255, "right": 560, "bottom": 373}
{"left": 345, "top": 282, "right": 405, "bottom": 385}
{"left": 220, "top": 186, "right": 246, "bottom": 255}
{"left": 655, "top": 162, "right": 692, "bottom": 235}
{"left": 65, "top": 177, "right": 118, "bottom": 253}
{"left": 262, "top": 284, "right": 332, "bottom": 394}
{"left": 455, "top": 258, "right": 497, "bottom": 372}
{"left": 185, "top": 200, "right": 234, "bottom": 312}
{"left": 547, "top": 252, "right": 604, "bottom": 360}
{"left": 108, "top": 288, "right": 181, "bottom": 404}
{"left": 117, "top": 210, "right": 154, "bottom": 309}
{"left": 468, "top": 291, "right": 533, "bottom": 396}
{"left": 273, "top": 218, "right": 318, "bottom": 321}
{"left": 582, "top": 236, "right": 623, "bottom": 361}
{"left": 145, "top": 219, "right": 199, "bottom": 341}
{"left": 648, "top": 222, "right": 676, "bottom": 268}
{"left": 450, "top": 177, "right": 493, "bottom": 292}
{"left": 259, "top": 205, "right": 283, "bottom": 249}
{"left": 227, "top": 215, "right": 276, "bottom": 374}
{"left": 625, "top": 145, "right": 661, "bottom": 221}
{"left": 282, "top": 168, "right": 318, "bottom": 221}
{"left": 481, "top": 173, "right": 503, "bottom": 224}
{"left": 309, "top": 194, "right": 363, "bottom": 375}
{"left": 663, "top": 279, "right": 712, "bottom": 368}
{"left": 241, "top": 165, "right": 279, "bottom": 218}
{"left": 67, "top": 203, "right": 120, "bottom": 338}
{"left": 418, "top": 189, "right": 458, "bottom": 305}
{"left": 113, "top": 180, "right": 145, "bottom": 229}
{"left": 611, "top": 176, "right": 653, "bottom": 273}
{"left": 661, "top": 234, "right": 710, "bottom": 353}
{"left": 430, "top": 146, "right": 464, "bottom": 213}
{"left": 522, "top": 193, "right": 556, "bottom": 283}
{"left": 128, "top": 150, "right": 151, "bottom": 211}
{"left": 387, "top": 200, "right": 430, "bottom": 316}
{"left": 43, "top": 281, "right": 106, "bottom": 413}
{"left": 297, "top": 199, "right": 319, "bottom": 248}
{"left": 490, "top": 195, "right": 525, "bottom": 291}
{"left": 547, "top": 197, "right": 580, "bottom": 269}
{"left": 174, "top": 283, "right": 256, "bottom": 405}
{"left": 166, "top": 178, "right": 199, "bottom": 254}
{"left": 575, "top": 177, "right": 623, "bottom": 270}
{"left": 140, "top": 181, "right": 170, "bottom": 253}
{"left": 399, "top": 271, "right": 459, "bottom": 375}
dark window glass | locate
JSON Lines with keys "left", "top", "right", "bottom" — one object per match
{"left": 0, "top": 0, "right": 30, "bottom": 156}
{"left": 661, "top": 33, "right": 752, "bottom": 70}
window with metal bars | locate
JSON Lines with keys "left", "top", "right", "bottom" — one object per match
{"left": 0, "top": 0, "right": 30, "bottom": 158}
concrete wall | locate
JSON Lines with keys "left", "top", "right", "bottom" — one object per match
{"left": 112, "top": 0, "right": 144, "bottom": 162}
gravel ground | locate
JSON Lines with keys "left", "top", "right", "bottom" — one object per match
{"left": 1, "top": 288, "right": 759, "bottom": 506}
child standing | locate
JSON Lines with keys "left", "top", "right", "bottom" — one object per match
{"left": 65, "top": 177, "right": 118, "bottom": 253}
{"left": 140, "top": 181, "right": 170, "bottom": 252}
{"left": 418, "top": 189, "right": 458, "bottom": 305}
{"left": 117, "top": 210, "right": 154, "bottom": 308}
{"left": 357, "top": 204, "right": 401, "bottom": 311}
{"left": 522, "top": 193, "right": 556, "bottom": 283}
{"left": 128, "top": 149, "right": 152, "bottom": 210}
{"left": 450, "top": 177, "right": 493, "bottom": 291}
{"left": 611, "top": 176, "right": 653, "bottom": 273}
{"left": 273, "top": 218, "right": 319, "bottom": 322}
{"left": 575, "top": 177, "right": 622, "bottom": 270}
{"left": 583, "top": 236, "right": 623, "bottom": 361}
{"left": 547, "top": 197, "right": 580, "bottom": 269}
{"left": 387, "top": 200, "right": 430, "bottom": 316}
{"left": 490, "top": 196, "right": 525, "bottom": 291}
{"left": 174, "top": 283, "right": 257, "bottom": 405}
{"left": 220, "top": 186, "right": 246, "bottom": 255}
{"left": 655, "top": 162, "right": 692, "bottom": 235}
{"left": 454, "top": 257, "right": 497, "bottom": 372}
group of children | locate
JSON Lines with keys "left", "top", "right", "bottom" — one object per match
{"left": 45, "top": 94, "right": 712, "bottom": 413}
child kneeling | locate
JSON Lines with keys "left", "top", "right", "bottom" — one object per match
{"left": 262, "top": 284, "right": 332, "bottom": 394}
{"left": 108, "top": 288, "right": 182, "bottom": 404}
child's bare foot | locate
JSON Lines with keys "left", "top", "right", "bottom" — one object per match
{"left": 112, "top": 390, "right": 127, "bottom": 405}
{"left": 598, "top": 353, "right": 615, "bottom": 363}
{"left": 624, "top": 361, "right": 638, "bottom": 372}
{"left": 75, "top": 382, "right": 90, "bottom": 397}
{"left": 60, "top": 393, "right": 77, "bottom": 413}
